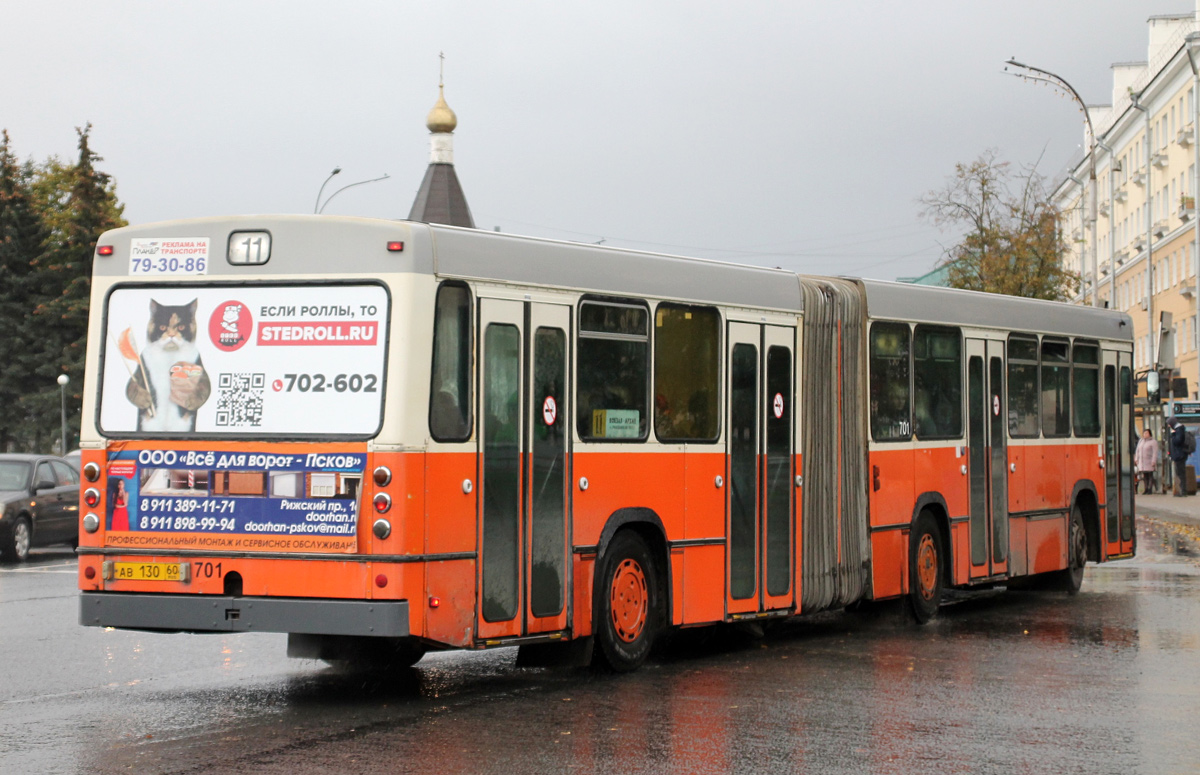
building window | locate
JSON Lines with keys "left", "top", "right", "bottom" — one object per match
{"left": 653, "top": 303, "right": 720, "bottom": 442}
{"left": 577, "top": 299, "right": 649, "bottom": 441}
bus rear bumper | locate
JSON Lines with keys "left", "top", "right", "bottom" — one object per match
{"left": 79, "top": 592, "right": 409, "bottom": 637}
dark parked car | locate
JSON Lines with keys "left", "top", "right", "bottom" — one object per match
{"left": 0, "top": 454, "right": 80, "bottom": 562}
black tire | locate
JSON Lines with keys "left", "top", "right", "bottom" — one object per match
{"left": 593, "top": 531, "right": 662, "bottom": 672}
{"left": 908, "top": 512, "right": 943, "bottom": 624}
{"left": 1056, "top": 504, "right": 1087, "bottom": 594}
{"left": 2, "top": 516, "right": 31, "bottom": 562}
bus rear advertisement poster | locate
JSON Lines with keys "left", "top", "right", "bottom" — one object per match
{"left": 98, "top": 283, "right": 390, "bottom": 437}
{"left": 101, "top": 449, "right": 365, "bottom": 554}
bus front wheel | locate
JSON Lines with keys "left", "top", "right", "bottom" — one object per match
{"left": 593, "top": 531, "right": 661, "bottom": 672}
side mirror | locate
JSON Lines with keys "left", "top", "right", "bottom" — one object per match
{"left": 34, "top": 480, "right": 57, "bottom": 493}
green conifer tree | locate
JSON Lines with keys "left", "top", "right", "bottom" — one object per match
{"left": 27, "top": 125, "right": 126, "bottom": 451}
{"left": 0, "top": 131, "right": 49, "bottom": 450}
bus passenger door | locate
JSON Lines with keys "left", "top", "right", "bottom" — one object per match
{"left": 525, "top": 304, "right": 571, "bottom": 636}
{"left": 477, "top": 299, "right": 571, "bottom": 641}
{"left": 725, "top": 322, "right": 795, "bottom": 617}
{"left": 1102, "top": 350, "right": 1135, "bottom": 558}
{"left": 966, "top": 338, "right": 1008, "bottom": 580}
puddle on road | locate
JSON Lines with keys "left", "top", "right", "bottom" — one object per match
{"left": 1137, "top": 516, "right": 1200, "bottom": 562}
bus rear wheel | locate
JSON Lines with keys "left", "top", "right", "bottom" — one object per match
{"left": 908, "top": 513, "right": 943, "bottom": 624}
{"left": 593, "top": 531, "right": 661, "bottom": 672}
{"left": 1056, "top": 504, "right": 1087, "bottom": 594}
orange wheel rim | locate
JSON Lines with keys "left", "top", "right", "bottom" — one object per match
{"left": 610, "top": 558, "right": 648, "bottom": 643}
{"left": 916, "top": 535, "right": 938, "bottom": 601}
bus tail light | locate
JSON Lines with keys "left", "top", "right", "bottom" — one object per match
{"left": 429, "top": 596, "right": 441, "bottom": 608}
{"left": 83, "top": 513, "right": 99, "bottom": 533}
{"left": 386, "top": 241, "right": 404, "bottom": 252}
{"left": 373, "top": 466, "right": 392, "bottom": 486}
{"left": 375, "top": 574, "right": 388, "bottom": 588}
{"left": 84, "top": 566, "right": 96, "bottom": 580}
{"left": 373, "top": 493, "right": 391, "bottom": 513}
{"left": 82, "top": 462, "right": 100, "bottom": 482}
{"left": 84, "top": 488, "right": 100, "bottom": 508}
{"left": 97, "top": 245, "right": 114, "bottom": 256}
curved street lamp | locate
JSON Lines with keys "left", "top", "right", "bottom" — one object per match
{"left": 313, "top": 166, "right": 342, "bottom": 214}
{"left": 1005, "top": 58, "right": 1099, "bottom": 308}
{"left": 317, "top": 174, "right": 391, "bottom": 214}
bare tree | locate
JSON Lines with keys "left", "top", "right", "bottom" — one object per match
{"left": 921, "top": 149, "right": 1079, "bottom": 301}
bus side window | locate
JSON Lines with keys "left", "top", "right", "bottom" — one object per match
{"left": 912, "top": 325, "right": 962, "bottom": 440}
{"left": 1072, "top": 341, "right": 1100, "bottom": 437}
{"left": 869, "top": 321, "right": 911, "bottom": 442}
{"left": 654, "top": 303, "right": 720, "bottom": 442}
{"left": 1041, "top": 339, "right": 1071, "bottom": 438}
{"left": 577, "top": 299, "right": 649, "bottom": 442}
{"left": 429, "top": 282, "right": 473, "bottom": 442}
{"left": 1007, "top": 335, "right": 1039, "bottom": 438}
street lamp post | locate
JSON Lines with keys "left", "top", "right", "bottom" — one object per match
{"left": 1005, "top": 59, "right": 1100, "bottom": 308}
{"left": 313, "top": 167, "right": 342, "bottom": 214}
{"left": 317, "top": 174, "right": 391, "bottom": 214}
{"left": 56, "top": 374, "right": 68, "bottom": 455}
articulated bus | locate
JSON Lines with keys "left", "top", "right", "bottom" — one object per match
{"left": 76, "top": 216, "right": 1135, "bottom": 671}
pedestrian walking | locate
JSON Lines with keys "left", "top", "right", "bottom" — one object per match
{"left": 1167, "top": 417, "right": 1190, "bottom": 497}
{"left": 1135, "top": 428, "right": 1159, "bottom": 494}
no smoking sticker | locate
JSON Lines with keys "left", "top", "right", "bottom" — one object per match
{"left": 543, "top": 396, "right": 557, "bottom": 426}
{"left": 773, "top": 393, "right": 785, "bottom": 419}
{"left": 993, "top": 395, "right": 1000, "bottom": 416}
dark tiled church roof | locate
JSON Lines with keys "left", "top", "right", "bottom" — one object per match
{"left": 408, "top": 162, "right": 474, "bottom": 228}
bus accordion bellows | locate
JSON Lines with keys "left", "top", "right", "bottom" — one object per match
{"left": 76, "top": 215, "right": 1136, "bottom": 671}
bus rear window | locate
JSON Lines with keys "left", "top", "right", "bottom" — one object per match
{"left": 97, "top": 283, "right": 389, "bottom": 438}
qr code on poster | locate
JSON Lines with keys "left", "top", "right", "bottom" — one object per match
{"left": 215, "top": 373, "right": 265, "bottom": 427}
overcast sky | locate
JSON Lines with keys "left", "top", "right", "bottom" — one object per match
{"left": 2, "top": 1, "right": 1186, "bottom": 280}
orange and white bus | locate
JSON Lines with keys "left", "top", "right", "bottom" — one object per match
{"left": 77, "top": 216, "right": 1135, "bottom": 671}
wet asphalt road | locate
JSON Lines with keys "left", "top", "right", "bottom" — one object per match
{"left": 3, "top": 521, "right": 1200, "bottom": 775}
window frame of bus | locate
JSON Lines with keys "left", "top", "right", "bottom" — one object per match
{"left": 1071, "top": 340, "right": 1101, "bottom": 437}
{"left": 653, "top": 302, "right": 720, "bottom": 443}
{"left": 869, "top": 320, "right": 912, "bottom": 442}
{"left": 576, "top": 296, "right": 650, "bottom": 443}
{"left": 428, "top": 280, "right": 474, "bottom": 443}
{"left": 1007, "top": 334, "right": 1040, "bottom": 439}
{"left": 1040, "top": 337, "right": 1072, "bottom": 438}
{"left": 911, "top": 324, "right": 963, "bottom": 441}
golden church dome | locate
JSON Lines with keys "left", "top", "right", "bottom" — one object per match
{"left": 426, "top": 86, "right": 457, "bottom": 134}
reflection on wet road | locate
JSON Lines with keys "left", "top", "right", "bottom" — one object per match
{"left": 3, "top": 521, "right": 1200, "bottom": 774}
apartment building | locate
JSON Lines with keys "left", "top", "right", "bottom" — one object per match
{"left": 1054, "top": 10, "right": 1200, "bottom": 398}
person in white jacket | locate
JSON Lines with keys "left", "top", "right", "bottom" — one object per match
{"left": 1135, "top": 427, "right": 1159, "bottom": 494}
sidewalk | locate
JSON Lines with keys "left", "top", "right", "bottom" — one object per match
{"left": 1137, "top": 491, "right": 1200, "bottom": 530}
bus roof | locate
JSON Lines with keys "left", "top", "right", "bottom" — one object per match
{"left": 95, "top": 215, "right": 1132, "bottom": 341}
{"left": 858, "top": 278, "right": 1134, "bottom": 342}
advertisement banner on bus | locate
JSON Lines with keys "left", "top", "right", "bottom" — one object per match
{"left": 102, "top": 449, "right": 365, "bottom": 554}
{"left": 97, "top": 283, "right": 389, "bottom": 437}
